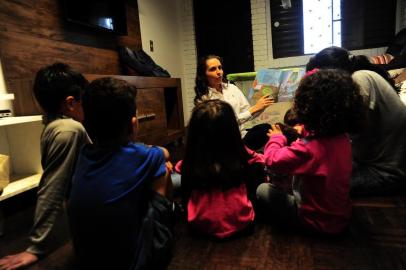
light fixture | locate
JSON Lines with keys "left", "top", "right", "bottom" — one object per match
{"left": 281, "top": 0, "right": 292, "bottom": 9}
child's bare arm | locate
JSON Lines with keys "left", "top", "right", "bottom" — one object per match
{"left": 157, "top": 146, "right": 172, "bottom": 173}
{"left": 146, "top": 145, "right": 173, "bottom": 198}
{"left": 147, "top": 145, "right": 170, "bottom": 160}
{"left": 158, "top": 146, "right": 170, "bottom": 160}
{"left": 150, "top": 169, "right": 173, "bottom": 200}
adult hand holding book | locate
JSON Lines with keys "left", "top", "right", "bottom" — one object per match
{"left": 249, "top": 94, "right": 274, "bottom": 115}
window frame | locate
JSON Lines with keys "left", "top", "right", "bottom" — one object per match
{"left": 269, "top": 0, "right": 398, "bottom": 59}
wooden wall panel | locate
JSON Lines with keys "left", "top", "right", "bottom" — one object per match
{"left": 0, "top": 32, "right": 121, "bottom": 80}
{"left": 7, "top": 79, "right": 43, "bottom": 116}
{"left": 0, "top": 0, "right": 141, "bottom": 114}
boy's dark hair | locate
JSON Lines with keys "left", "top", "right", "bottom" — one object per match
{"left": 82, "top": 77, "right": 137, "bottom": 147}
{"left": 182, "top": 100, "right": 252, "bottom": 193}
{"left": 293, "top": 69, "right": 364, "bottom": 138}
{"left": 243, "top": 123, "right": 272, "bottom": 151}
{"left": 280, "top": 109, "right": 300, "bottom": 145}
{"left": 274, "top": 123, "right": 300, "bottom": 146}
{"left": 33, "top": 63, "right": 88, "bottom": 114}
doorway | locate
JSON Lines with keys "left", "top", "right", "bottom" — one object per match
{"left": 193, "top": 0, "right": 254, "bottom": 74}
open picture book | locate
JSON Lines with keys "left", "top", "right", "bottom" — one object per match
{"left": 242, "top": 68, "right": 305, "bottom": 129}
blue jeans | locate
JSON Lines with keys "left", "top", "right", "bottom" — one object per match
{"left": 256, "top": 183, "right": 299, "bottom": 227}
{"left": 171, "top": 172, "right": 182, "bottom": 197}
{"left": 351, "top": 162, "right": 406, "bottom": 196}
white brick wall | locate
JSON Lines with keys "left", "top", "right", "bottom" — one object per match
{"left": 179, "top": 0, "right": 197, "bottom": 123}
{"left": 250, "top": 0, "right": 269, "bottom": 70}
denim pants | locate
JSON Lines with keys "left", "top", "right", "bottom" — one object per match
{"left": 351, "top": 162, "right": 406, "bottom": 196}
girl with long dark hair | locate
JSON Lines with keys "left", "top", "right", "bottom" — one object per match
{"left": 176, "top": 100, "right": 265, "bottom": 238}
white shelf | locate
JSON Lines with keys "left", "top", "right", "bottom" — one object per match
{"left": 0, "top": 93, "right": 14, "bottom": 101}
{"left": 0, "top": 117, "right": 43, "bottom": 202}
{"left": 0, "top": 173, "right": 41, "bottom": 201}
{"left": 0, "top": 115, "right": 42, "bottom": 127}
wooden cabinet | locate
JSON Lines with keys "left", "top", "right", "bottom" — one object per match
{"left": 84, "top": 75, "right": 185, "bottom": 146}
{"left": 8, "top": 75, "right": 184, "bottom": 146}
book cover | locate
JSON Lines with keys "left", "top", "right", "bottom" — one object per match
{"left": 243, "top": 68, "right": 305, "bottom": 129}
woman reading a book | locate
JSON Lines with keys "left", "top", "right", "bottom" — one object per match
{"left": 194, "top": 55, "right": 274, "bottom": 150}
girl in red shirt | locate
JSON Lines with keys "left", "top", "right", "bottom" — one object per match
{"left": 176, "top": 99, "right": 265, "bottom": 239}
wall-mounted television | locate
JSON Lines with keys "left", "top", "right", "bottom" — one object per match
{"left": 63, "top": 0, "right": 128, "bottom": 35}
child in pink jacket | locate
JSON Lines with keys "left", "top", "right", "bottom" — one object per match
{"left": 257, "top": 69, "right": 364, "bottom": 234}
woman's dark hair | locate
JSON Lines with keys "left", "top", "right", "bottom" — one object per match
{"left": 33, "top": 62, "right": 88, "bottom": 114}
{"left": 83, "top": 77, "right": 137, "bottom": 147}
{"left": 181, "top": 100, "right": 252, "bottom": 194}
{"left": 293, "top": 69, "right": 364, "bottom": 137}
{"left": 194, "top": 55, "right": 227, "bottom": 104}
{"left": 306, "top": 46, "right": 398, "bottom": 92}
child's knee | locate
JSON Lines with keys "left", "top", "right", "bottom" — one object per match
{"left": 256, "top": 183, "right": 273, "bottom": 203}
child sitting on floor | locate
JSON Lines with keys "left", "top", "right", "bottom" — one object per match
{"left": 0, "top": 63, "right": 89, "bottom": 270}
{"left": 68, "top": 77, "right": 173, "bottom": 270}
{"left": 257, "top": 69, "right": 364, "bottom": 234}
{"left": 176, "top": 99, "right": 266, "bottom": 239}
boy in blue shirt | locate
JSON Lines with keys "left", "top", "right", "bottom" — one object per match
{"left": 68, "top": 77, "right": 173, "bottom": 270}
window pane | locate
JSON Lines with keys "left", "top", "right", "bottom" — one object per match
{"left": 333, "top": 20, "right": 341, "bottom": 47}
{"left": 333, "top": 0, "right": 341, "bottom": 20}
{"left": 303, "top": 0, "right": 333, "bottom": 54}
{"left": 270, "top": 0, "right": 395, "bottom": 58}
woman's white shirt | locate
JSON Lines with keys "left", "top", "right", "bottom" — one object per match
{"left": 203, "top": 83, "right": 253, "bottom": 125}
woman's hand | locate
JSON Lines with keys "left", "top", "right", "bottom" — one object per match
{"left": 267, "top": 124, "right": 283, "bottom": 137}
{"left": 249, "top": 94, "right": 274, "bottom": 115}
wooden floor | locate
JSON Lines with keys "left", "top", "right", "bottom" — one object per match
{"left": 0, "top": 191, "right": 405, "bottom": 270}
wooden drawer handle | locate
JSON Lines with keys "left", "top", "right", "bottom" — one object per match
{"left": 138, "top": 113, "right": 156, "bottom": 121}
